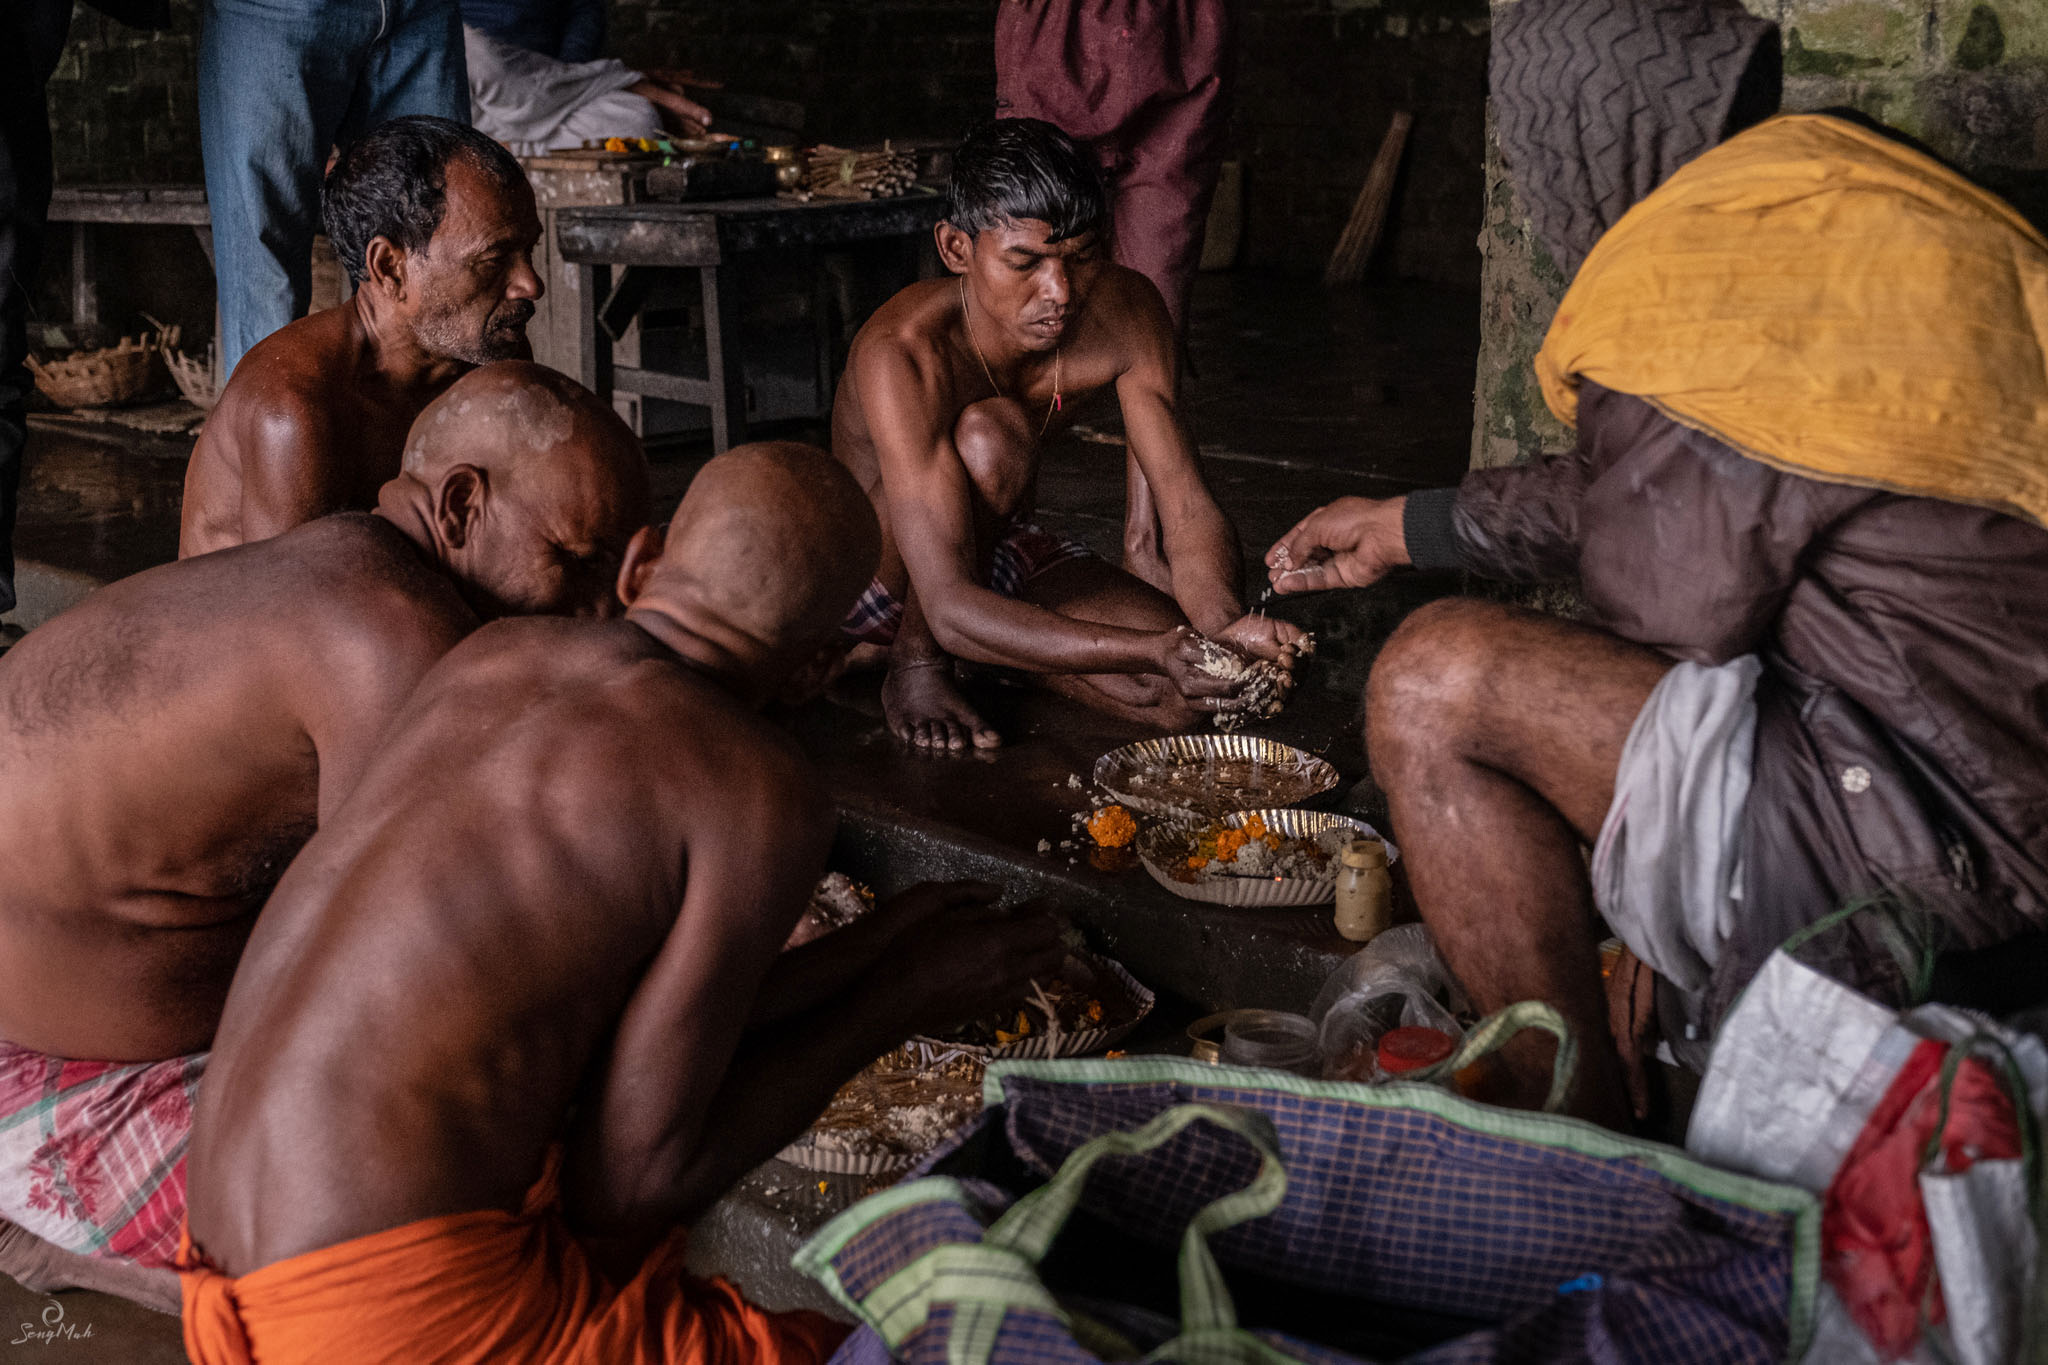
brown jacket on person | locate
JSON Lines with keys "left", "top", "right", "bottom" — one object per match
{"left": 1404, "top": 382, "right": 2048, "bottom": 1029}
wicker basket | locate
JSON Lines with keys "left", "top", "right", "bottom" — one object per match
{"left": 28, "top": 328, "right": 170, "bottom": 410}
{"left": 166, "top": 345, "right": 219, "bottom": 410}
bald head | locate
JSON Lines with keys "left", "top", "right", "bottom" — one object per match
{"left": 403, "top": 361, "right": 637, "bottom": 483}
{"left": 383, "top": 362, "right": 654, "bottom": 618}
{"left": 635, "top": 443, "right": 880, "bottom": 657}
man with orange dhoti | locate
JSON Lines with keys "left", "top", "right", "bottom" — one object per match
{"left": 1263, "top": 0, "right": 2048, "bottom": 1129}
{"left": 173, "top": 443, "right": 1065, "bottom": 1364}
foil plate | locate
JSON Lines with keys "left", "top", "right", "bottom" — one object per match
{"left": 1137, "top": 807, "right": 1397, "bottom": 908}
{"left": 1093, "top": 732, "right": 1340, "bottom": 818}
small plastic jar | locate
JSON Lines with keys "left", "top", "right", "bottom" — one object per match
{"left": 1222, "top": 1010, "right": 1320, "bottom": 1075}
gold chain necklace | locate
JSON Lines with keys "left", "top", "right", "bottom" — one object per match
{"left": 959, "top": 278, "right": 1061, "bottom": 436}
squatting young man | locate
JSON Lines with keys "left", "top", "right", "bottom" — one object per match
{"left": 832, "top": 117, "right": 1302, "bottom": 750}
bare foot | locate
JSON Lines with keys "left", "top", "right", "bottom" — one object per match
{"left": 883, "top": 660, "right": 1001, "bottom": 751}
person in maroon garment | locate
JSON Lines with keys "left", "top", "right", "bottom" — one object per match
{"left": 995, "top": 0, "right": 1233, "bottom": 336}
{"left": 995, "top": 0, "right": 1235, "bottom": 578}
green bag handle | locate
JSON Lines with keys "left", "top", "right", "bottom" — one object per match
{"left": 1402, "top": 1000, "right": 1578, "bottom": 1114}
{"left": 862, "top": 1101, "right": 1295, "bottom": 1365}
{"left": 1776, "top": 893, "right": 1945, "bottom": 1005}
{"left": 1906, "top": 1030, "right": 2044, "bottom": 1365}
{"left": 836, "top": 1103, "right": 1299, "bottom": 1365}
{"left": 985, "top": 1101, "right": 1289, "bottom": 1338}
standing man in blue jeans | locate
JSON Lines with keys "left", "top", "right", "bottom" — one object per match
{"left": 200, "top": 0, "right": 469, "bottom": 378}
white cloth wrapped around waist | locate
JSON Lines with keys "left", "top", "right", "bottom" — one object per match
{"left": 1591, "top": 654, "right": 1761, "bottom": 994}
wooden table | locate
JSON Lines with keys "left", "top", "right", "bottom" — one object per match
{"left": 46, "top": 185, "right": 213, "bottom": 328}
{"left": 553, "top": 192, "right": 947, "bottom": 451}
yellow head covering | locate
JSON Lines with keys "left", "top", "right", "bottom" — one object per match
{"left": 1536, "top": 114, "right": 2048, "bottom": 529}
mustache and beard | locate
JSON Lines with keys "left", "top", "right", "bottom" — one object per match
{"left": 412, "top": 295, "right": 536, "bottom": 366}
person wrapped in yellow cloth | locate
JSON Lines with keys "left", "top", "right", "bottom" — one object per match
{"left": 1259, "top": 0, "right": 2048, "bottom": 1130}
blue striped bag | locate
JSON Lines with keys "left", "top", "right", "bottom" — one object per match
{"left": 795, "top": 1008, "right": 1820, "bottom": 1365}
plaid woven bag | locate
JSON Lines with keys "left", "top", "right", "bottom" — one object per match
{"left": 796, "top": 1008, "right": 1820, "bottom": 1365}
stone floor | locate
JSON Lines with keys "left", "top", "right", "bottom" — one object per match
{"left": 0, "top": 270, "right": 1481, "bottom": 1354}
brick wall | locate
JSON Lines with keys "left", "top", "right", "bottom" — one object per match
{"left": 47, "top": 2, "right": 203, "bottom": 187}
{"left": 48, "top": 1, "right": 1490, "bottom": 290}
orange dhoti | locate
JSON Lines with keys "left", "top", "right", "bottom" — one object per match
{"left": 176, "top": 1171, "right": 849, "bottom": 1365}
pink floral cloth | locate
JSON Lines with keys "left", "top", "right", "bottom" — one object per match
{"left": 0, "top": 1038, "right": 204, "bottom": 1268}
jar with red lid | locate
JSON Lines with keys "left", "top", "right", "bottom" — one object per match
{"left": 1376, "top": 1026, "right": 1456, "bottom": 1076}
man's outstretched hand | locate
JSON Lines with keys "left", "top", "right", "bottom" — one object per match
{"left": 1263, "top": 496, "right": 1410, "bottom": 595}
{"left": 1153, "top": 626, "right": 1248, "bottom": 711}
{"left": 627, "top": 75, "right": 715, "bottom": 135}
{"left": 1213, "top": 612, "right": 1307, "bottom": 663}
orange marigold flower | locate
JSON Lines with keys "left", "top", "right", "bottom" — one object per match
{"left": 1086, "top": 805, "right": 1138, "bottom": 849}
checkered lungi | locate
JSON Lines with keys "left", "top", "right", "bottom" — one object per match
{"left": 0, "top": 1039, "right": 205, "bottom": 1268}
{"left": 841, "top": 522, "right": 1097, "bottom": 647}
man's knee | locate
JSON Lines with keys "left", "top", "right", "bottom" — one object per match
{"left": 954, "top": 398, "right": 1034, "bottom": 514}
{"left": 1364, "top": 598, "right": 1521, "bottom": 768}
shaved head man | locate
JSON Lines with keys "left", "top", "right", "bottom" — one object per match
{"left": 178, "top": 443, "right": 1062, "bottom": 1364}
{"left": 0, "top": 363, "right": 649, "bottom": 1302}
{"left": 179, "top": 116, "right": 546, "bottom": 558}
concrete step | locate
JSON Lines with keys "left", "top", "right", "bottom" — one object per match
{"left": 793, "top": 668, "right": 1431, "bottom": 1016}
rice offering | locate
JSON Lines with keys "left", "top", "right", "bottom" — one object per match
{"left": 1159, "top": 814, "right": 1357, "bottom": 885}
{"left": 786, "top": 871, "right": 874, "bottom": 949}
{"left": 941, "top": 953, "right": 1136, "bottom": 1048}
{"left": 780, "top": 1051, "right": 983, "bottom": 1173}
{"left": 1192, "top": 633, "right": 1317, "bottom": 732}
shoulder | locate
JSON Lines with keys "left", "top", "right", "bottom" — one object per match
{"left": 273, "top": 516, "right": 479, "bottom": 654}
{"left": 1089, "top": 266, "right": 1174, "bottom": 370}
{"left": 209, "top": 311, "right": 360, "bottom": 462}
{"left": 852, "top": 282, "right": 952, "bottom": 373}
{"left": 630, "top": 666, "right": 832, "bottom": 831}
{"left": 467, "top": 627, "right": 832, "bottom": 830}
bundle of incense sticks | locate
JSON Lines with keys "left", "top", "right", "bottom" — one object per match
{"left": 805, "top": 142, "right": 918, "bottom": 199}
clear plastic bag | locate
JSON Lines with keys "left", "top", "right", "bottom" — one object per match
{"left": 1310, "top": 924, "right": 1469, "bottom": 1082}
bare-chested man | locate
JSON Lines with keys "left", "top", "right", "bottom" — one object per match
{"left": 179, "top": 115, "right": 543, "bottom": 557}
{"left": 0, "top": 363, "right": 649, "bottom": 1302}
{"left": 177, "top": 443, "right": 1063, "bottom": 1363}
{"left": 833, "top": 117, "right": 1302, "bottom": 750}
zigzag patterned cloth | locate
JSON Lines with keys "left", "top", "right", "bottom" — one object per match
{"left": 0, "top": 1039, "right": 204, "bottom": 1268}
{"left": 1491, "top": 0, "right": 1780, "bottom": 276}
